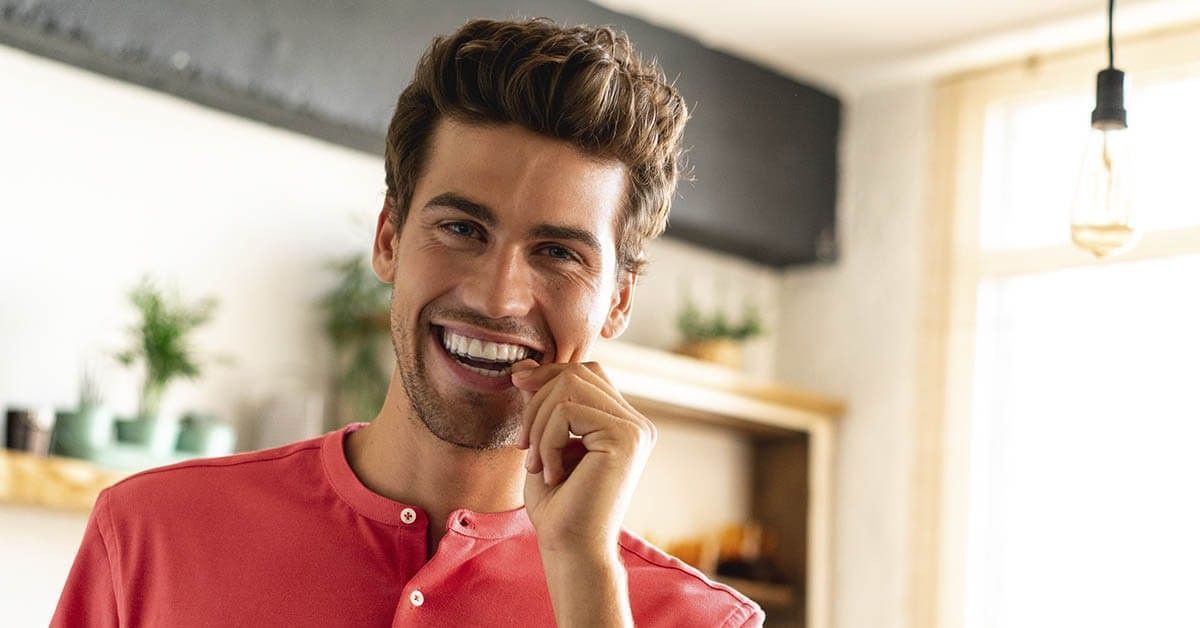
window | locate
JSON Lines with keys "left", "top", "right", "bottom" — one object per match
{"left": 930, "top": 25, "right": 1200, "bottom": 628}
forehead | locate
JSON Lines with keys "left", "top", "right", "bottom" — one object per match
{"left": 416, "top": 118, "right": 628, "bottom": 243}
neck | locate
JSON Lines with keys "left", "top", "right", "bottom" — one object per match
{"left": 344, "top": 368, "right": 526, "bottom": 546}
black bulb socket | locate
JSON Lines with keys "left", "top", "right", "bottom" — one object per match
{"left": 1091, "top": 68, "right": 1128, "bottom": 130}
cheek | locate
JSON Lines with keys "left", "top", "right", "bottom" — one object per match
{"left": 544, "top": 275, "right": 614, "bottom": 361}
{"left": 390, "top": 237, "right": 452, "bottom": 319}
{"left": 550, "top": 269, "right": 606, "bottom": 316}
{"left": 404, "top": 229, "right": 464, "bottom": 276}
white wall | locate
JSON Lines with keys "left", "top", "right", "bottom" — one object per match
{"left": 0, "top": 504, "right": 91, "bottom": 626}
{"left": 0, "top": 45, "right": 383, "bottom": 444}
{"left": 778, "top": 84, "right": 933, "bottom": 628}
{"left": 627, "top": 236, "right": 781, "bottom": 380}
{"left": 0, "top": 44, "right": 777, "bottom": 622}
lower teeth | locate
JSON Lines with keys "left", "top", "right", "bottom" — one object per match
{"left": 462, "top": 363, "right": 510, "bottom": 377}
{"left": 453, "top": 356, "right": 512, "bottom": 377}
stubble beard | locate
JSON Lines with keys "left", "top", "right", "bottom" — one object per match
{"left": 392, "top": 305, "right": 522, "bottom": 450}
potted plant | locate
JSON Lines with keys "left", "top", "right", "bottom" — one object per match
{"left": 175, "top": 412, "right": 237, "bottom": 457}
{"left": 318, "top": 254, "right": 392, "bottom": 429}
{"left": 50, "top": 368, "right": 115, "bottom": 460}
{"left": 113, "top": 277, "right": 218, "bottom": 455}
{"left": 674, "top": 298, "right": 765, "bottom": 370}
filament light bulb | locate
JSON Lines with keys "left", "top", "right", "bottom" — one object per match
{"left": 1071, "top": 66, "right": 1137, "bottom": 259}
{"left": 1071, "top": 124, "right": 1136, "bottom": 258}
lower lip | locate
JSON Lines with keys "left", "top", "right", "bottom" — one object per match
{"left": 429, "top": 326, "right": 517, "bottom": 393}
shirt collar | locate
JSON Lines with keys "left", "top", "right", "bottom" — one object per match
{"left": 321, "top": 422, "right": 533, "bottom": 539}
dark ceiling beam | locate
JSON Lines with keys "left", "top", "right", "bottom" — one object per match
{"left": 1, "top": 0, "right": 840, "bottom": 268}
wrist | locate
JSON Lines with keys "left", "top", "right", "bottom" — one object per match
{"left": 539, "top": 542, "right": 621, "bottom": 571}
{"left": 539, "top": 544, "right": 632, "bottom": 628}
{"left": 537, "top": 527, "right": 620, "bottom": 561}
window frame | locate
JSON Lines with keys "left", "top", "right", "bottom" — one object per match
{"left": 912, "top": 21, "right": 1200, "bottom": 628}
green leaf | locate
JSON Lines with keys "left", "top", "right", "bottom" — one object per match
{"left": 114, "top": 276, "right": 220, "bottom": 415}
{"left": 675, "top": 295, "right": 766, "bottom": 343}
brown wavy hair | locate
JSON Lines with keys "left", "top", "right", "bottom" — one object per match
{"left": 384, "top": 17, "right": 689, "bottom": 276}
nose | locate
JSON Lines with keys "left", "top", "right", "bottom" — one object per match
{"left": 458, "top": 245, "right": 536, "bottom": 320}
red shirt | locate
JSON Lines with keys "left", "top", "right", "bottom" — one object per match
{"left": 53, "top": 423, "right": 764, "bottom": 626}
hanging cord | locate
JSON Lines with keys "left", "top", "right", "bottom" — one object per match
{"left": 1108, "top": 0, "right": 1115, "bottom": 69}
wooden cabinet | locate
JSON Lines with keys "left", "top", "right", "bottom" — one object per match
{"left": 593, "top": 340, "right": 842, "bottom": 628}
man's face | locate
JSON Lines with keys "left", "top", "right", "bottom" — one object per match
{"left": 372, "top": 118, "right": 635, "bottom": 450}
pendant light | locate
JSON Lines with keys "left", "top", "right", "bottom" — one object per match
{"left": 1071, "top": 0, "right": 1137, "bottom": 259}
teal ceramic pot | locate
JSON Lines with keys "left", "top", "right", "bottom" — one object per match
{"left": 114, "top": 413, "right": 180, "bottom": 458}
{"left": 50, "top": 405, "right": 115, "bottom": 459}
{"left": 113, "top": 417, "right": 140, "bottom": 444}
{"left": 176, "top": 414, "right": 236, "bottom": 457}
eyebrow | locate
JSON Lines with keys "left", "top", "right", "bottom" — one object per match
{"left": 424, "top": 192, "right": 603, "bottom": 257}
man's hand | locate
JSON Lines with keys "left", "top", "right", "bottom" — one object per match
{"left": 510, "top": 358, "right": 657, "bottom": 626}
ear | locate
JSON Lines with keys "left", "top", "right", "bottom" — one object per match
{"left": 371, "top": 196, "right": 399, "bottom": 283}
{"left": 600, "top": 270, "right": 637, "bottom": 339}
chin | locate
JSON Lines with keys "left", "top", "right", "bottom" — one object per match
{"left": 391, "top": 320, "right": 524, "bottom": 450}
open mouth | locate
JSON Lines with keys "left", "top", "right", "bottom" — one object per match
{"left": 432, "top": 325, "right": 544, "bottom": 378}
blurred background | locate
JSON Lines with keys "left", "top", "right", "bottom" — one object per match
{"left": 2, "top": 1, "right": 1199, "bottom": 627}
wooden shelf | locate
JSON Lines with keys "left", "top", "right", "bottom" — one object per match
{"left": 593, "top": 340, "right": 844, "bottom": 435}
{"left": 595, "top": 340, "right": 841, "bottom": 628}
{"left": 0, "top": 449, "right": 126, "bottom": 512}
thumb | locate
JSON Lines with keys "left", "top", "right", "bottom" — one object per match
{"left": 511, "top": 359, "right": 539, "bottom": 400}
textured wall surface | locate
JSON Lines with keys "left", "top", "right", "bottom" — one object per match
{"left": 779, "top": 83, "right": 933, "bottom": 628}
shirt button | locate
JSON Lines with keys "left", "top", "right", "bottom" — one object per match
{"left": 409, "top": 589, "right": 424, "bottom": 607}
{"left": 400, "top": 507, "right": 417, "bottom": 524}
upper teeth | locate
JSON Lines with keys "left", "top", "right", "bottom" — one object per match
{"left": 442, "top": 329, "right": 531, "bottom": 363}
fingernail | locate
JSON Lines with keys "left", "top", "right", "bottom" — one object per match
{"left": 524, "top": 450, "right": 534, "bottom": 471}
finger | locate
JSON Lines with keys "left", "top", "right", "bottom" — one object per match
{"left": 511, "top": 361, "right": 574, "bottom": 391}
{"left": 539, "top": 402, "right": 573, "bottom": 485}
{"left": 540, "top": 402, "right": 624, "bottom": 486}
{"left": 519, "top": 369, "right": 569, "bottom": 450}
{"left": 510, "top": 359, "right": 543, "bottom": 409}
{"left": 526, "top": 373, "right": 581, "bottom": 473}
{"left": 510, "top": 358, "right": 540, "bottom": 377}
{"left": 521, "top": 360, "right": 637, "bottom": 421}
{"left": 528, "top": 372, "right": 626, "bottom": 474}
{"left": 574, "top": 362, "right": 639, "bottom": 416}
{"left": 559, "top": 363, "right": 649, "bottom": 441}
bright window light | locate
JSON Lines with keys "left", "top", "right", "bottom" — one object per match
{"left": 966, "top": 62, "right": 1200, "bottom": 627}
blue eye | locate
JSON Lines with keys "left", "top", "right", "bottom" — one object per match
{"left": 542, "top": 245, "right": 578, "bottom": 262}
{"left": 442, "top": 222, "right": 480, "bottom": 238}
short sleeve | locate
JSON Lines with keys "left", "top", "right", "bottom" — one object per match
{"left": 734, "top": 609, "right": 763, "bottom": 628}
{"left": 51, "top": 491, "right": 120, "bottom": 627}
{"left": 728, "top": 604, "right": 765, "bottom": 628}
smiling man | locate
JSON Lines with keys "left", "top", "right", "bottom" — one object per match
{"left": 53, "top": 18, "right": 763, "bottom": 627}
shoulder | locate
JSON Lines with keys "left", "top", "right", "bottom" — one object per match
{"left": 618, "top": 529, "right": 764, "bottom": 627}
{"left": 100, "top": 432, "right": 328, "bottom": 518}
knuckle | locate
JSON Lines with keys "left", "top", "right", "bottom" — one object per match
{"left": 588, "top": 362, "right": 609, "bottom": 379}
{"left": 549, "top": 401, "right": 572, "bottom": 421}
{"left": 550, "top": 401, "right": 580, "bottom": 427}
{"left": 617, "top": 420, "right": 640, "bottom": 441}
{"left": 563, "top": 373, "right": 586, "bottom": 398}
